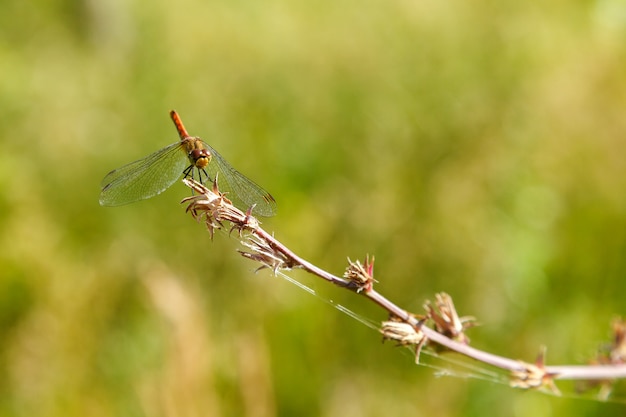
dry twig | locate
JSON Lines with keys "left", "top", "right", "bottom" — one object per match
{"left": 182, "top": 178, "right": 626, "bottom": 399}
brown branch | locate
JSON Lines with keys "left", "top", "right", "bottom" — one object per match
{"left": 181, "top": 178, "right": 626, "bottom": 398}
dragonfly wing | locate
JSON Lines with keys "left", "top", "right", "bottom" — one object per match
{"left": 99, "top": 142, "right": 188, "bottom": 206}
{"left": 203, "top": 143, "right": 277, "bottom": 216}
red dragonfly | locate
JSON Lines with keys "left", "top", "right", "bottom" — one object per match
{"left": 99, "top": 111, "right": 277, "bottom": 216}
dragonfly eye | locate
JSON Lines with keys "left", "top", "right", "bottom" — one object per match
{"left": 189, "top": 148, "right": 211, "bottom": 169}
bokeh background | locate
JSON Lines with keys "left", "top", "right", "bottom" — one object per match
{"left": 1, "top": 0, "right": 626, "bottom": 415}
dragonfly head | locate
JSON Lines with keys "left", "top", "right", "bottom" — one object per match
{"left": 190, "top": 147, "right": 211, "bottom": 169}
{"left": 184, "top": 138, "right": 212, "bottom": 169}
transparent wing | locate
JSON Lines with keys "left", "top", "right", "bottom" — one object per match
{"left": 202, "top": 142, "right": 277, "bottom": 217}
{"left": 99, "top": 142, "right": 188, "bottom": 206}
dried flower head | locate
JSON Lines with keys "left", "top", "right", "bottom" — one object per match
{"left": 577, "top": 317, "right": 626, "bottom": 399}
{"left": 424, "top": 292, "right": 476, "bottom": 345}
{"left": 381, "top": 317, "right": 428, "bottom": 363}
{"left": 343, "top": 256, "right": 376, "bottom": 292}
{"left": 183, "top": 177, "right": 259, "bottom": 236}
{"left": 610, "top": 317, "right": 626, "bottom": 364}
{"left": 510, "top": 346, "right": 560, "bottom": 395}
{"left": 239, "top": 234, "right": 296, "bottom": 274}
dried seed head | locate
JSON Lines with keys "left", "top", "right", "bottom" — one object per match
{"left": 343, "top": 256, "right": 376, "bottom": 292}
{"left": 610, "top": 317, "right": 626, "bottom": 364}
{"left": 424, "top": 292, "right": 476, "bottom": 345}
{"left": 381, "top": 321, "right": 425, "bottom": 345}
{"left": 381, "top": 319, "right": 428, "bottom": 363}
{"left": 510, "top": 346, "right": 560, "bottom": 395}
{"left": 239, "top": 234, "right": 293, "bottom": 274}
{"left": 183, "top": 178, "right": 259, "bottom": 234}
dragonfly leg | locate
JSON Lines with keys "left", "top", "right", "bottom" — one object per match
{"left": 182, "top": 165, "right": 199, "bottom": 195}
{"left": 197, "top": 168, "right": 213, "bottom": 185}
{"left": 182, "top": 164, "right": 194, "bottom": 179}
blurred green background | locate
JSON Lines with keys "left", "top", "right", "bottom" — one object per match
{"left": 1, "top": 0, "right": 626, "bottom": 415}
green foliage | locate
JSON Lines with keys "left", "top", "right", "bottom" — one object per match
{"left": 1, "top": 0, "right": 625, "bottom": 415}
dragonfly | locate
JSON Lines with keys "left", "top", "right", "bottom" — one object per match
{"left": 99, "top": 110, "right": 277, "bottom": 216}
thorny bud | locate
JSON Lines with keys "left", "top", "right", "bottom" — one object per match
{"left": 344, "top": 255, "right": 376, "bottom": 292}
{"left": 424, "top": 293, "right": 476, "bottom": 345}
{"left": 183, "top": 178, "right": 291, "bottom": 273}
{"left": 239, "top": 234, "right": 296, "bottom": 274}
{"left": 610, "top": 317, "right": 626, "bottom": 364}
{"left": 577, "top": 317, "right": 626, "bottom": 399}
{"left": 510, "top": 346, "right": 560, "bottom": 395}
{"left": 182, "top": 178, "right": 259, "bottom": 237}
{"left": 381, "top": 316, "right": 428, "bottom": 363}
{"left": 587, "top": 317, "right": 626, "bottom": 367}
